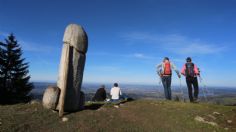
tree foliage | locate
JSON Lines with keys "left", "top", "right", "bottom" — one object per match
{"left": 0, "top": 34, "right": 34, "bottom": 104}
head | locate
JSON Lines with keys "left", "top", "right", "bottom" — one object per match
{"left": 114, "top": 83, "right": 118, "bottom": 87}
{"left": 186, "top": 57, "right": 192, "bottom": 63}
{"left": 163, "top": 57, "right": 169, "bottom": 63}
{"left": 100, "top": 85, "right": 105, "bottom": 89}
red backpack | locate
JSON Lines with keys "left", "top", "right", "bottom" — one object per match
{"left": 164, "top": 62, "right": 172, "bottom": 75}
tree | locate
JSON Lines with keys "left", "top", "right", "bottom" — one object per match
{"left": 0, "top": 34, "right": 34, "bottom": 103}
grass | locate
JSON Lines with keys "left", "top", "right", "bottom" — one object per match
{"left": 0, "top": 100, "right": 235, "bottom": 132}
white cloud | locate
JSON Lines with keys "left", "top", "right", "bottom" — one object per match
{"left": 19, "top": 40, "right": 55, "bottom": 53}
{"left": 131, "top": 53, "right": 155, "bottom": 60}
{"left": 0, "top": 31, "right": 8, "bottom": 37}
{"left": 0, "top": 31, "right": 56, "bottom": 53}
{"left": 87, "top": 65, "right": 121, "bottom": 72}
{"left": 122, "top": 32, "right": 227, "bottom": 55}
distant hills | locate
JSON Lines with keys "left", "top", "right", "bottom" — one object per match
{"left": 31, "top": 82, "right": 236, "bottom": 106}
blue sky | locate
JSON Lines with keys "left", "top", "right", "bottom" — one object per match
{"left": 0, "top": 0, "right": 236, "bottom": 87}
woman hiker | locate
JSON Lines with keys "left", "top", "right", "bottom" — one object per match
{"left": 157, "top": 57, "right": 181, "bottom": 100}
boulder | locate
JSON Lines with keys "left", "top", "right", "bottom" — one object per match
{"left": 42, "top": 86, "right": 60, "bottom": 110}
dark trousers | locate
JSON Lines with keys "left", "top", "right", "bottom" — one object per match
{"left": 186, "top": 77, "right": 199, "bottom": 102}
{"left": 162, "top": 76, "right": 172, "bottom": 100}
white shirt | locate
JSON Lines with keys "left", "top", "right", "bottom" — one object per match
{"left": 110, "top": 87, "right": 122, "bottom": 100}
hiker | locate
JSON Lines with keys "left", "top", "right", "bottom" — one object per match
{"left": 92, "top": 85, "right": 107, "bottom": 101}
{"left": 181, "top": 57, "right": 200, "bottom": 103}
{"left": 110, "top": 83, "right": 122, "bottom": 102}
{"left": 157, "top": 57, "right": 181, "bottom": 100}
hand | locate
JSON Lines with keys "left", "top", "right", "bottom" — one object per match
{"left": 178, "top": 74, "right": 181, "bottom": 78}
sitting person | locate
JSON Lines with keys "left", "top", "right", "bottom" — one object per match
{"left": 110, "top": 83, "right": 122, "bottom": 102}
{"left": 92, "top": 85, "right": 107, "bottom": 101}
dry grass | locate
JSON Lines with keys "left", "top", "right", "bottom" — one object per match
{"left": 0, "top": 100, "right": 235, "bottom": 132}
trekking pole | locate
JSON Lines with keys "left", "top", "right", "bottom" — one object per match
{"left": 199, "top": 76, "right": 209, "bottom": 102}
{"left": 157, "top": 76, "right": 162, "bottom": 99}
{"left": 198, "top": 68, "right": 208, "bottom": 101}
{"left": 198, "top": 68, "right": 208, "bottom": 102}
{"left": 179, "top": 78, "right": 185, "bottom": 102}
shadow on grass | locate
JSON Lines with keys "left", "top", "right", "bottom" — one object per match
{"left": 63, "top": 98, "right": 135, "bottom": 116}
{"left": 84, "top": 103, "right": 104, "bottom": 110}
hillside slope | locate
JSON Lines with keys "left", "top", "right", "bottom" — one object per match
{"left": 0, "top": 100, "right": 235, "bottom": 132}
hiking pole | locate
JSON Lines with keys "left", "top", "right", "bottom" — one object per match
{"left": 199, "top": 76, "right": 209, "bottom": 102}
{"left": 157, "top": 76, "right": 162, "bottom": 99}
{"left": 198, "top": 68, "right": 208, "bottom": 102}
{"left": 179, "top": 78, "right": 185, "bottom": 102}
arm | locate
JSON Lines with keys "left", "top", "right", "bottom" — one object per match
{"left": 156, "top": 63, "right": 163, "bottom": 76}
{"left": 119, "top": 89, "right": 122, "bottom": 96}
{"left": 194, "top": 64, "right": 200, "bottom": 76}
{"left": 181, "top": 64, "right": 186, "bottom": 76}
{"left": 171, "top": 62, "right": 181, "bottom": 78}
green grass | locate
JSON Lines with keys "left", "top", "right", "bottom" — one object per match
{"left": 0, "top": 100, "right": 235, "bottom": 132}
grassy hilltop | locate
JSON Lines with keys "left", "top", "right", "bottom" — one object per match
{"left": 0, "top": 100, "right": 235, "bottom": 132}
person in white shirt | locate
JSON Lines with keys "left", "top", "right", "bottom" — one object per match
{"left": 110, "top": 83, "right": 122, "bottom": 102}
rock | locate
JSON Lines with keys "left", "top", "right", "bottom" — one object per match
{"left": 207, "top": 114, "right": 216, "bottom": 120}
{"left": 42, "top": 86, "right": 60, "bottom": 110}
{"left": 0, "top": 122, "right": 2, "bottom": 125}
{"left": 227, "top": 120, "right": 232, "bottom": 124}
{"left": 30, "top": 100, "right": 40, "bottom": 105}
{"left": 224, "top": 128, "right": 229, "bottom": 131}
{"left": 213, "top": 112, "right": 221, "bottom": 115}
{"left": 207, "top": 122, "right": 218, "bottom": 126}
{"left": 97, "top": 107, "right": 105, "bottom": 111}
{"left": 114, "top": 105, "right": 119, "bottom": 108}
{"left": 62, "top": 117, "right": 69, "bottom": 122}
{"left": 51, "top": 110, "right": 57, "bottom": 113}
{"left": 194, "top": 116, "right": 205, "bottom": 122}
{"left": 194, "top": 116, "right": 218, "bottom": 127}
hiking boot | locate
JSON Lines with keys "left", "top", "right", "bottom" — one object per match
{"left": 194, "top": 98, "right": 200, "bottom": 103}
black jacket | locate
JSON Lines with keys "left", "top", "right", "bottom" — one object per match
{"left": 92, "top": 88, "right": 106, "bottom": 101}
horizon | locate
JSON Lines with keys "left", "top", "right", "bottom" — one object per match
{"left": 1, "top": 0, "right": 236, "bottom": 87}
{"left": 32, "top": 81, "right": 236, "bottom": 89}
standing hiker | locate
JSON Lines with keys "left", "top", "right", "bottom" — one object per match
{"left": 181, "top": 57, "right": 200, "bottom": 103}
{"left": 157, "top": 57, "right": 181, "bottom": 100}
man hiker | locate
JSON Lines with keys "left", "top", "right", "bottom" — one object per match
{"left": 181, "top": 57, "right": 200, "bottom": 103}
{"left": 110, "top": 83, "right": 122, "bottom": 102}
{"left": 157, "top": 57, "right": 181, "bottom": 100}
{"left": 92, "top": 85, "right": 107, "bottom": 101}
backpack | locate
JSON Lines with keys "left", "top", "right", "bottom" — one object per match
{"left": 164, "top": 62, "right": 172, "bottom": 75}
{"left": 185, "top": 63, "right": 195, "bottom": 77}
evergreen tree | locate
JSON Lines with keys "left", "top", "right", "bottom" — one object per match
{"left": 0, "top": 34, "right": 34, "bottom": 103}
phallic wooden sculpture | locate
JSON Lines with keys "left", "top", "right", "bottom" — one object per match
{"left": 42, "top": 24, "right": 88, "bottom": 117}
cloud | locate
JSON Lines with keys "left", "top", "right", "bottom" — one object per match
{"left": 19, "top": 40, "right": 55, "bottom": 53}
{"left": 87, "top": 65, "right": 121, "bottom": 72}
{"left": 122, "top": 32, "right": 227, "bottom": 55}
{"left": 0, "top": 31, "right": 56, "bottom": 53}
{"left": 0, "top": 31, "right": 8, "bottom": 37}
{"left": 130, "top": 53, "right": 155, "bottom": 60}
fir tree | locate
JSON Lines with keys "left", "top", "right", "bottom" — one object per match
{"left": 0, "top": 34, "right": 34, "bottom": 103}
